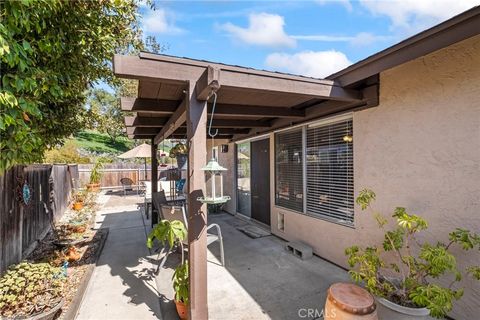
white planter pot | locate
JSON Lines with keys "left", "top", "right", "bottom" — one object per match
{"left": 376, "top": 297, "right": 432, "bottom": 320}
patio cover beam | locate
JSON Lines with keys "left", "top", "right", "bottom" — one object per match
{"left": 124, "top": 116, "right": 169, "bottom": 127}
{"left": 210, "top": 104, "right": 305, "bottom": 118}
{"left": 196, "top": 66, "right": 220, "bottom": 100}
{"left": 135, "top": 52, "right": 363, "bottom": 102}
{"left": 153, "top": 99, "right": 187, "bottom": 145}
{"left": 126, "top": 127, "right": 160, "bottom": 136}
{"left": 113, "top": 55, "right": 204, "bottom": 83}
{"left": 233, "top": 84, "right": 379, "bottom": 140}
{"left": 218, "top": 69, "right": 361, "bottom": 102}
{"left": 121, "top": 97, "right": 179, "bottom": 113}
{"left": 211, "top": 119, "right": 271, "bottom": 128}
{"left": 126, "top": 116, "right": 269, "bottom": 130}
{"left": 128, "top": 134, "right": 155, "bottom": 139}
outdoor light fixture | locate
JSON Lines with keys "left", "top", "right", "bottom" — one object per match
{"left": 197, "top": 91, "right": 231, "bottom": 205}
{"left": 343, "top": 135, "right": 353, "bottom": 143}
{"left": 343, "top": 121, "right": 353, "bottom": 142}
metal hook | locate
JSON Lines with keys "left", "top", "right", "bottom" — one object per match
{"left": 208, "top": 90, "right": 219, "bottom": 138}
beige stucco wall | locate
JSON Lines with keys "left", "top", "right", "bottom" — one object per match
{"left": 267, "top": 35, "right": 480, "bottom": 319}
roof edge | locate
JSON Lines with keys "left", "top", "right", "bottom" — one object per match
{"left": 327, "top": 6, "right": 480, "bottom": 86}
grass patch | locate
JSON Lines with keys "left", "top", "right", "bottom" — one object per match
{"left": 73, "top": 130, "right": 134, "bottom": 154}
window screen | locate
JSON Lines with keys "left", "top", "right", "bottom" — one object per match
{"left": 306, "top": 119, "right": 354, "bottom": 225}
{"left": 275, "top": 129, "right": 303, "bottom": 212}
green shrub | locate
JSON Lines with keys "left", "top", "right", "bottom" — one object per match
{"left": 345, "top": 189, "right": 480, "bottom": 318}
{"left": 44, "top": 140, "right": 90, "bottom": 164}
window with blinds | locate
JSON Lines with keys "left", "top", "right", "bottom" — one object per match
{"left": 275, "top": 129, "right": 304, "bottom": 212}
{"left": 306, "top": 119, "right": 354, "bottom": 226}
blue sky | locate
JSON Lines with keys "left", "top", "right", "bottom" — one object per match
{"left": 136, "top": 0, "right": 478, "bottom": 79}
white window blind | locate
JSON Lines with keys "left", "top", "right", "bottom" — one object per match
{"left": 275, "top": 129, "right": 304, "bottom": 212}
{"left": 306, "top": 119, "right": 354, "bottom": 225}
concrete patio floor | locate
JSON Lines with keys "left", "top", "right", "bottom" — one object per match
{"left": 76, "top": 192, "right": 161, "bottom": 320}
{"left": 77, "top": 191, "right": 350, "bottom": 320}
{"left": 155, "top": 213, "right": 350, "bottom": 320}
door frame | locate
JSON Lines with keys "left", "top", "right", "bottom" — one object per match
{"left": 235, "top": 135, "right": 271, "bottom": 225}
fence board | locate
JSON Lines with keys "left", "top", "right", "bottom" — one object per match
{"left": 78, "top": 163, "right": 161, "bottom": 189}
{"left": 0, "top": 164, "right": 74, "bottom": 274}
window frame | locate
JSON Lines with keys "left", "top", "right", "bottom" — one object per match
{"left": 274, "top": 127, "right": 305, "bottom": 213}
{"left": 273, "top": 113, "right": 355, "bottom": 228}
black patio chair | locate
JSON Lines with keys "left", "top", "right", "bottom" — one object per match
{"left": 120, "top": 177, "right": 134, "bottom": 196}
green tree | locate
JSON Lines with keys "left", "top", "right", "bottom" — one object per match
{"left": 0, "top": 0, "right": 143, "bottom": 172}
{"left": 86, "top": 88, "right": 124, "bottom": 143}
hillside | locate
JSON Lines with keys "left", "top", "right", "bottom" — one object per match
{"left": 73, "top": 130, "right": 134, "bottom": 155}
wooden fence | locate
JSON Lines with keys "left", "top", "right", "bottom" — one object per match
{"left": 0, "top": 164, "right": 77, "bottom": 274}
{"left": 78, "top": 163, "right": 173, "bottom": 189}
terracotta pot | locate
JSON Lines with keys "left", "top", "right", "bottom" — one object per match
{"left": 175, "top": 300, "right": 188, "bottom": 320}
{"left": 68, "top": 224, "right": 86, "bottom": 233}
{"left": 324, "top": 283, "right": 378, "bottom": 320}
{"left": 86, "top": 183, "right": 100, "bottom": 192}
{"left": 73, "top": 202, "right": 83, "bottom": 211}
{"left": 376, "top": 297, "right": 431, "bottom": 320}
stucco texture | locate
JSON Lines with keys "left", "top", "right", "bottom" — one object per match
{"left": 269, "top": 35, "right": 480, "bottom": 319}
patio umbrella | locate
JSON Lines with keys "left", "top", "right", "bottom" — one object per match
{"left": 118, "top": 143, "right": 167, "bottom": 180}
{"left": 238, "top": 152, "right": 249, "bottom": 160}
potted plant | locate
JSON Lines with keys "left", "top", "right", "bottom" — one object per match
{"left": 169, "top": 142, "right": 188, "bottom": 169}
{"left": 147, "top": 219, "right": 188, "bottom": 319}
{"left": 0, "top": 262, "right": 65, "bottom": 320}
{"left": 345, "top": 189, "right": 480, "bottom": 319}
{"left": 172, "top": 261, "right": 189, "bottom": 320}
{"left": 86, "top": 159, "right": 104, "bottom": 192}
{"left": 72, "top": 190, "right": 86, "bottom": 211}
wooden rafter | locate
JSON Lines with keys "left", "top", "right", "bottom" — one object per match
{"left": 121, "top": 97, "right": 179, "bottom": 113}
{"left": 124, "top": 116, "right": 169, "bottom": 127}
{"left": 153, "top": 98, "right": 187, "bottom": 144}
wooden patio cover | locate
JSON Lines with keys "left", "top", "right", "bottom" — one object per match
{"left": 113, "top": 52, "right": 377, "bottom": 320}
{"left": 114, "top": 52, "right": 378, "bottom": 143}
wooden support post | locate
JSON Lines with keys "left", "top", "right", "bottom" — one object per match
{"left": 186, "top": 81, "right": 208, "bottom": 319}
{"left": 151, "top": 139, "right": 158, "bottom": 226}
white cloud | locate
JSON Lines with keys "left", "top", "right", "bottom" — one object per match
{"left": 220, "top": 13, "right": 296, "bottom": 48}
{"left": 142, "top": 9, "right": 185, "bottom": 35}
{"left": 316, "top": 0, "right": 353, "bottom": 12}
{"left": 292, "top": 32, "right": 393, "bottom": 46}
{"left": 360, "top": 0, "right": 479, "bottom": 33}
{"left": 265, "top": 50, "right": 351, "bottom": 78}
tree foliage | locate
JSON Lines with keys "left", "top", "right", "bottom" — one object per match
{"left": 86, "top": 88, "right": 125, "bottom": 143}
{"left": 0, "top": 0, "right": 143, "bottom": 172}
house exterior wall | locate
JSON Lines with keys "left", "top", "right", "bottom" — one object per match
{"left": 266, "top": 35, "right": 480, "bottom": 319}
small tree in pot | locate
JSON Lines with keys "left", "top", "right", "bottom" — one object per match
{"left": 86, "top": 159, "right": 104, "bottom": 192}
{"left": 147, "top": 219, "right": 189, "bottom": 320}
{"left": 345, "top": 189, "right": 480, "bottom": 319}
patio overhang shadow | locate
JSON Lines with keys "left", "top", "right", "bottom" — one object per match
{"left": 113, "top": 52, "right": 379, "bottom": 319}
